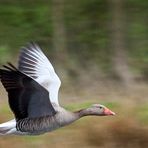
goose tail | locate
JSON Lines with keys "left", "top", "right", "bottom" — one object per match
{"left": 0, "top": 119, "right": 16, "bottom": 135}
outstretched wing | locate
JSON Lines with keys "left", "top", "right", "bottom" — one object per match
{"left": 18, "top": 43, "right": 61, "bottom": 106}
{"left": 0, "top": 63, "right": 56, "bottom": 120}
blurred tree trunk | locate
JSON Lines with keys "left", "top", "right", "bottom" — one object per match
{"left": 51, "top": 0, "right": 78, "bottom": 82}
{"left": 109, "top": 0, "right": 134, "bottom": 88}
{"left": 51, "top": 0, "right": 68, "bottom": 66}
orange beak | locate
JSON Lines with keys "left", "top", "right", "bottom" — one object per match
{"left": 103, "top": 108, "right": 115, "bottom": 116}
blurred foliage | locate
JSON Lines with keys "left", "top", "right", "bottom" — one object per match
{"left": 0, "top": 0, "right": 147, "bottom": 78}
{"left": 137, "top": 104, "right": 148, "bottom": 124}
{"left": 0, "top": 1, "right": 147, "bottom": 147}
{"left": 0, "top": 45, "right": 11, "bottom": 63}
{"left": 65, "top": 101, "right": 119, "bottom": 111}
{"left": 126, "top": 0, "right": 148, "bottom": 76}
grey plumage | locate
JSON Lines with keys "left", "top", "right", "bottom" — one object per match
{"left": 0, "top": 43, "right": 115, "bottom": 136}
{"left": 0, "top": 63, "right": 56, "bottom": 119}
{"left": 16, "top": 116, "right": 57, "bottom": 134}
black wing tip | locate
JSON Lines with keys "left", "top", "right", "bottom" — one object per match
{"left": 28, "top": 41, "right": 39, "bottom": 48}
{"left": 21, "top": 41, "right": 41, "bottom": 52}
{"left": 28, "top": 41, "right": 36, "bottom": 46}
{"left": 2, "top": 62, "right": 18, "bottom": 71}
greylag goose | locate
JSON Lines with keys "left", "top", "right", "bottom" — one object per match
{"left": 0, "top": 43, "right": 115, "bottom": 135}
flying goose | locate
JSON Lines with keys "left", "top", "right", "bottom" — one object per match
{"left": 0, "top": 43, "right": 115, "bottom": 135}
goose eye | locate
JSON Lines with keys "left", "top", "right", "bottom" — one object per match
{"left": 99, "top": 106, "right": 102, "bottom": 109}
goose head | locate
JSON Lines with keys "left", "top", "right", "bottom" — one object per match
{"left": 90, "top": 104, "right": 115, "bottom": 116}
{"left": 78, "top": 104, "right": 115, "bottom": 117}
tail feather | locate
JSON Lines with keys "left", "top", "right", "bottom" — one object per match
{"left": 0, "top": 119, "right": 16, "bottom": 135}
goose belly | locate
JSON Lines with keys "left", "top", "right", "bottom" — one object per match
{"left": 16, "top": 116, "right": 60, "bottom": 135}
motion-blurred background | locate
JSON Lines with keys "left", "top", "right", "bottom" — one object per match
{"left": 0, "top": 0, "right": 148, "bottom": 148}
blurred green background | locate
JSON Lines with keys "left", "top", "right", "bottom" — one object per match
{"left": 0, "top": 0, "right": 148, "bottom": 148}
